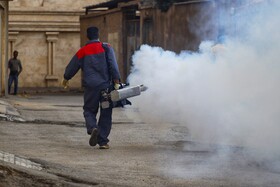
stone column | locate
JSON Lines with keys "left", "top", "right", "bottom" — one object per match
{"left": 0, "top": 1, "right": 9, "bottom": 96}
{"left": 45, "top": 32, "right": 59, "bottom": 87}
{"left": 8, "top": 32, "right": 19, "bottom": 58}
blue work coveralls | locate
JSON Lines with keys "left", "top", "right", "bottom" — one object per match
{"left": 64, "top": 40, "right": 121, "bottom": 146}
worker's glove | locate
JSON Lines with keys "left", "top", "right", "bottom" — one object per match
{"left": 61, "top": 79, "right": 69, "bottom": 89}
{"left": 114, "top": 83, "right": 120, "bottom": 90}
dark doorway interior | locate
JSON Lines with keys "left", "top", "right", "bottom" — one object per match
{"left": 123, "top": 8, "right": 140, "bottom": 81}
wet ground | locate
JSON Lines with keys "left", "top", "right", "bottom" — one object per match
{"left": 0, "top": 94, "right": 280, "bottom": 186}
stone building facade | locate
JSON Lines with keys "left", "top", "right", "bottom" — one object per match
{"left": 8, "top": 0, "right": 104, "bottom": 90}
{"left": 0, "top": 0, "right": 10, "bottom": 96}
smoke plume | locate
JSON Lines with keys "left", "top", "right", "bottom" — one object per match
{"left": 128, "top": 0, "right": 280, "bottom": 159}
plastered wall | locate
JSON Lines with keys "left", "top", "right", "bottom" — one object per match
{"left": 8, "top": 0, "right": 102, "bottom": 89}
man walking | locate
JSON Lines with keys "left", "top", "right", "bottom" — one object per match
{"left": 62, "top": 26, "right": 121, "bottom": 149}
{"left": 8, "top": 50, "right": 22, "bottom": 95}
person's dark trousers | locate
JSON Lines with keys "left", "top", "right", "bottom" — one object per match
{"left": 83, "top": 85, "right": 113, "bottom": 146}
{"left": 8, "top": 73, "right": 18, "bottom": 95}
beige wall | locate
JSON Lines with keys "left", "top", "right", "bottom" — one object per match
{"left": 10, "top": 0, "right": 106, "bottom": 10}
{"left": 13, "top": 32, "right": 47, "bottom": 88}
{"left": 10, "top": 31, "right": 81, "bottom": 88}
{"left": 0, "top": 1, "right": 9, "bottom": 96}
{"left": 55, "top": 32, "right": 81, "bottom": 87}
{"left": 8, "top": 0, "right": 105, "bottom": 90}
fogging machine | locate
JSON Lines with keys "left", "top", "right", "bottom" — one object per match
{"left": 101, "top": 84, "right": 147, "bottom": 109}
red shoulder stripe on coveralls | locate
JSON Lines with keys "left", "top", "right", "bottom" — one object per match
{"left": 76, "top": 43, "right": 105, "bottom": 59}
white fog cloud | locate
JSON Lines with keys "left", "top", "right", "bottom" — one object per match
{"left": 128, "top": 1, "right": 280, "bottom": 157}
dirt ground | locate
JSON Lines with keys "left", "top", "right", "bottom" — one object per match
{"left": 0, "top": 94, "right": 280, "bottom": 187}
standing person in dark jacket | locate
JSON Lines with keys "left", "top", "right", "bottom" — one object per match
{"left": 8, "top": 50, "right": 23, "bottom": 95}
{"left": 62, "top": 26, "right": 121, "bottom": 149}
